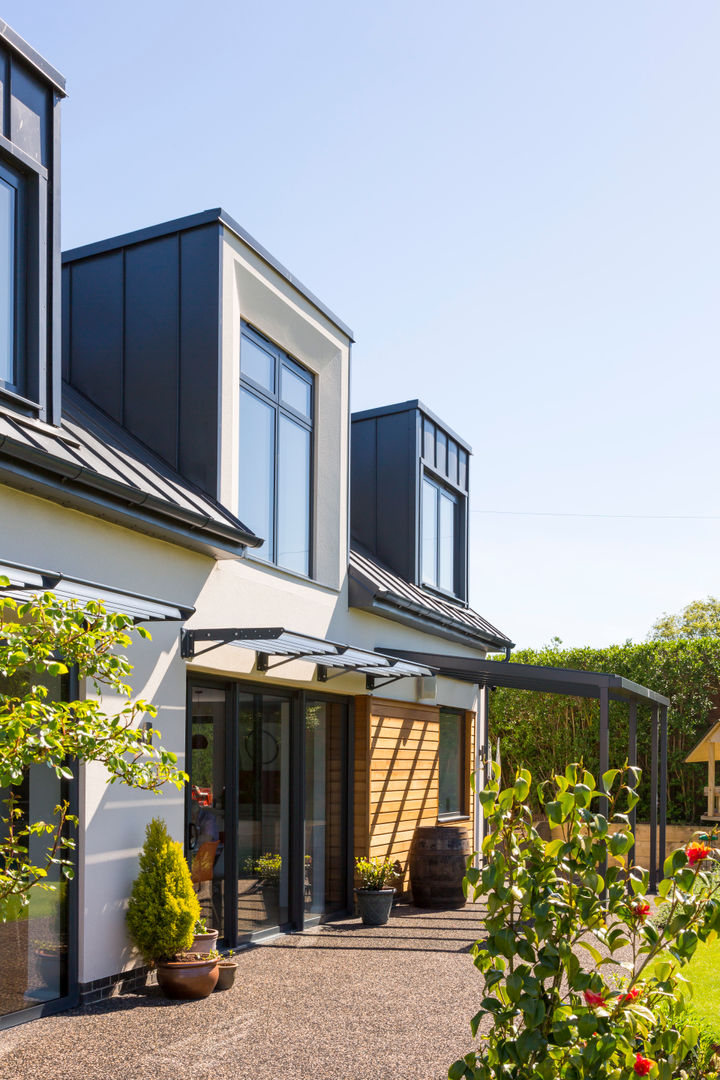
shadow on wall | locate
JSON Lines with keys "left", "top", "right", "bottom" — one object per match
{"left": 369, "top": 713, "right": 438, "bottom": 894}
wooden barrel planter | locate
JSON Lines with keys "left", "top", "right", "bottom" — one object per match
{"left": 409, "top": 825, "right": 472, "bottom": 908}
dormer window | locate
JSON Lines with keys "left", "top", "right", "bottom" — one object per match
{"left": 239, "top": 324, "right": 314, "bottom": 576}
{"left": 421, "top": 475, "right": 457, "bottom": 593}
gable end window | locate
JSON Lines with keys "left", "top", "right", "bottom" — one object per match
{"left": 0, "top": 159, "right": 25, "bottom": 397}
{"left": 239, "top": 325, "right": 313, "bottom": 576}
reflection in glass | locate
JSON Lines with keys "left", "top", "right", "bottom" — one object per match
{"left": 189, "top": 686, "right": 227, "bottom": 941}
{"left": 421, "top": 478, "right": 438, "bottom": 587}
{"left": 458, "top": 449, "right": 468, "bottom": 490}
{"left": 439, "top": 491, "right": 455, "bottom": 593}
{"left": 241, "top": 333, "right": 275, "bottom": 392}
{"left": 0, "top": 672, "right": 69, "bottom": 1018}
{"left": 305, "top": 700, "right": 345, "bottom": 916}
{"left": 237, "top": 694, "right": 290, "bottom": 936}
{"left": 436, "top": 430, "right": 448, "bottom": 475}
{"left": 447, "top": 440, "right": 458, "bottom": 485}
{"left": 423, "top": 417, "right": 435, "bottom": 463}
{"left": 281, "top": 363, "right": 311, "bottom": 418}
{"left": 0, "top": 176, "right": 15, "bottom": 387}
{"left": 439, "top": 709, "right": 464, "bottom": 816}
{"left": 277, "top": 416, "right": 310, "bottom": 575}
{"left": 239, "top": 388, "right": 275, "bottom": 559}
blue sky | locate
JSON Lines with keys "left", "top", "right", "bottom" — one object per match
{"left": 9, "top": 2, "right": 720, "bottom": 649}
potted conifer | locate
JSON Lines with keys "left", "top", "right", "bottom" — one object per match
{"left": 354, "top": 856, "right": 397, "bottom": 926}
{"left": 126, "top": 818, "right": 219, "bottom": 1000}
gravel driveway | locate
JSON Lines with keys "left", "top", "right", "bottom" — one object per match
{"left": 0, "top": 904, "right": 488, "bottom": 1080}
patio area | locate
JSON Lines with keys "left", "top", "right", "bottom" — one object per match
{"left": 0, "top": 904, "right": 488, "bottom": 1080}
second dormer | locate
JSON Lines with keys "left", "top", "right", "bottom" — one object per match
{"left": 62, "top": 209, "right": 353, "bottom": 589}
{"left": 351, "top": 400, "right": 471, "bottom": 604}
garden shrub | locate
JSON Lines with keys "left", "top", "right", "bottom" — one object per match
{"left": 126, "top": 817, "right": 199, "bottom": 963}
{"left": 451, "top": 764, "right": 720, "bottom": 1080}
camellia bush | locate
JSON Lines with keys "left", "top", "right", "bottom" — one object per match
{"left": 0, "top": 579, "right": 188, "bottom": 922}
{"left": 450, "top": 764, "right": 720, "bottom": 1080}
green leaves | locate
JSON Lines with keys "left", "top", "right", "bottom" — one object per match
{"left": 456, "top": 762, "right": 720, "bottom": 1080}
{"left": 0, "top": 590, "right": 188, "bottom": 918}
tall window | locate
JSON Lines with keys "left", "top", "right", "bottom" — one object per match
{"left": 0, "top": 161, "right": 24, "bottom": 395}
{"left": 239, "top": 325, "right": 313, "bottom": 576}
{"left": 421, "top": 476, "right": 457, "bottom": 593}
{"left": 438, "top": 708, "right": 466, "bottom": 818}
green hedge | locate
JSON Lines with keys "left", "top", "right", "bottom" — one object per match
{"left": 488, "top": 639, "right": 720, "bottom": 823}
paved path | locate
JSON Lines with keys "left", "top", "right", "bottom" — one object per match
{"left": 0, "top": 905, "right": 486, "bottom": 1080}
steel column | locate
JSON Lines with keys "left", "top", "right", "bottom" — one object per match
{"left": 649, "top": 705, "right": 659, "bottom": 893}
{"left": 628, "top": 701, "right": 638, "bottom": 868}
{"left": 659, "top": 705, "right": 668, "bottom": 882}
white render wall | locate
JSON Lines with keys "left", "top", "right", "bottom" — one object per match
{"left": 219, "top": 227, "right": 351, "bottom": 590}
{"left": 1, "top": 481, "right": 485, "bottom": 984}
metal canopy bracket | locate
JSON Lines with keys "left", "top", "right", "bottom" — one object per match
{"left": 180, "top": 626, "right": 434, "bottom": 685}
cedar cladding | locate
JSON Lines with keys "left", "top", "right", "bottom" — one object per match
{"left": 354, "top": 696, "right": 475, "bottom": 895}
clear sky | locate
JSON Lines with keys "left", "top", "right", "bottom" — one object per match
{"left": 8, "top": 2, "right": 720, "bottom": 650}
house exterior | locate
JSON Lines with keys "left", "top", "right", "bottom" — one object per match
{"left": 0, "top": 22, "right": 512, "bottom": 1029}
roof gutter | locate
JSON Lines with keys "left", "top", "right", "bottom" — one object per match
{"left": 0, "top": 434, "right": 260, "bottom": 549}
{"left": 370, "top": 595, "right": 512, "bottom": 653}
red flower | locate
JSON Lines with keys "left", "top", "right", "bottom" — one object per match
{"left": 686, "top": 841, "right": 711, "bottom": 866}
{"left": 633, "top": 1053, "right": 653, "bottom": 1076}
{"left": 583, "top": 990, "right": 604, "bottom": 1007}
{"left": 632, "top": 902, "right": 650, "bottom": 922}
{"left": 621, "top": 988, "right": 640, "bottom": 1003}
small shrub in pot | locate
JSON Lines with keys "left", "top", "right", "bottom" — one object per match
{"left": 126, "top": 818, "right": 218, "bottom": 999}
{"left": 355, "top": 856, "right": 397, "bottom": 926}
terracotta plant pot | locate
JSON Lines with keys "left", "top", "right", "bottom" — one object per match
{"left": 355, "top": 888, "right": 394, "bottom": 926}
{"left": 190, "top": 928, "right": 219, "bottom": 953}
{"left": 215, "top": 959, "right": 238, "bottom": 991}
{"left": 157, "top": 956, "right": 219, "bottom": 1000}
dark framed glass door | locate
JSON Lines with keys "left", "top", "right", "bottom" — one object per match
{"left": 0, "top": 669, "right": 78, "bottom": 1029}
{"left": 187, "top": 678, "right": 351, "bottom": 949}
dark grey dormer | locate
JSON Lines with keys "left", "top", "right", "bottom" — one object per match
{"left": 0, "top": 24, "right": 65, "bottom": 424}
{"left": 351, "top": 400, "right": 471, "bottom": 604}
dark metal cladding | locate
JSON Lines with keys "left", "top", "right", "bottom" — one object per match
{"left": 62, "top": 222, "right": 221, "bottom": 496}
{"left": 351, "top": 400, "right": 470, "bottom": 603}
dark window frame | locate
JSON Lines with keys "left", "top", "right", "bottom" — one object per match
{"left": 240, "top": 322, "right": 314, "bottom": 577}
{"left": 437, "top": 706, "right": 468, "bottom": 822}
{"left": 421, "top": 471, "right": 463, "bottom": 598}
{"left": 185, "top": 674, "right": 352, "bottom": 951}
{"left": 0, "top": 154, "right": 26, "bottom": 398}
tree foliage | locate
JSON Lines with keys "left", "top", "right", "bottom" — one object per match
{"left": 649, "top": 598, "right": 720, "bottom": 642}
{"left": 126, "top": 817, "right": 199, "bottom": 963}
{"left": 0, "top": 579, "right": 188, "bottom": 921}
{"left": 489, "top": 639, "right": 720, "bottom": 823}
{"left": 451, "top": 764, "right": 720, "bottom": 1080}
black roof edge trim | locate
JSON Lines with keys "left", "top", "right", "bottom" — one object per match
{"left": 0, "top": 21, "right": 66, "bottom": 95}
{"left": 0, "top": 433, "right": 259, "bottom": 548}
{"left": 0, "top": 458, "right": 249, "bottom": 560}
{"left": 351, "top": 400, "right": 472, "bottom": 454}
{"left": 61, "top": 209, "right": 354, "bottom": 342}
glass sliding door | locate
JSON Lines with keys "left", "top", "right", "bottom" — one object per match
{"left": 304, "top": 699, "right": 347, "bottom": 917}
{"left": 237, "top": 693, "right": 290, "bottom": 936}
{"left": 0, "top": 672, "right": 75, "bottom": 1022}
{"left": 188, "top": 685, "right": 228, "bottom": 941}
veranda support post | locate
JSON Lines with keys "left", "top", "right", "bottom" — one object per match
{"left": 628, "top": 701, "right": 638, "bottom": 868}
{"left": 599, "top": 685, "right": 609, "bottom": 893}
{"left": 650, "top": 705, "right": 659, "bottom": 893}
{"left": 659, "top": 705, "right": 668, "bottom": 882}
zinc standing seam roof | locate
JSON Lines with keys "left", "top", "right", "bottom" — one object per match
{"left": 349, "top": 547, "right": 514, "bottom": 651}
{"left": 0, "top": 386, "right": 259, "bottom": 550}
